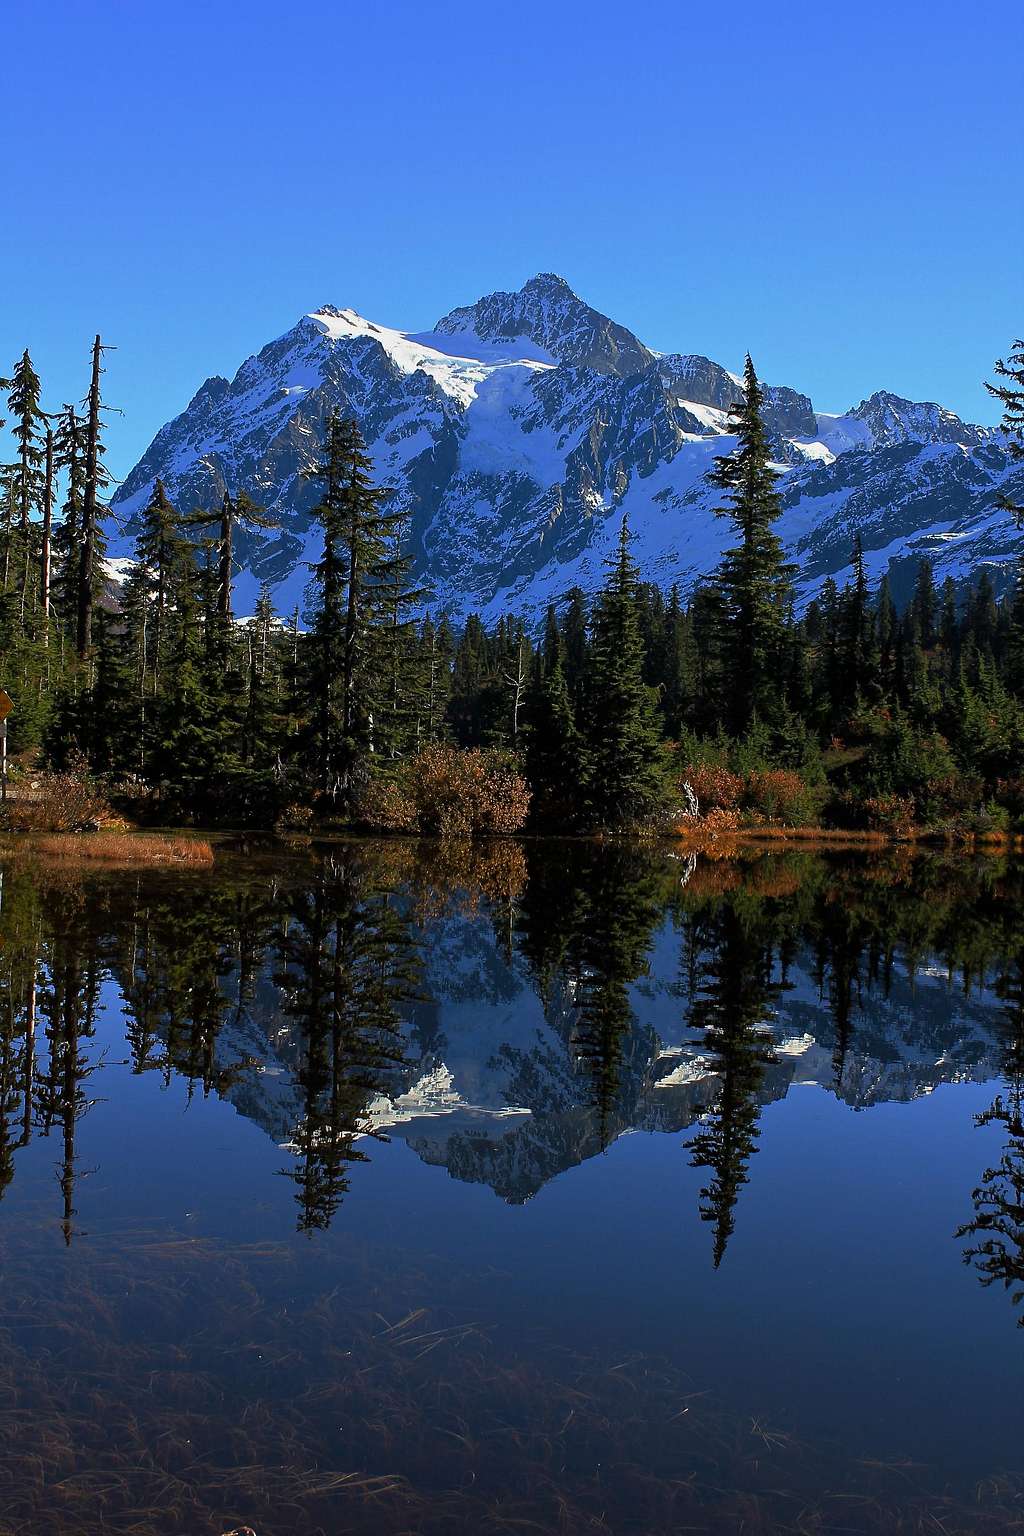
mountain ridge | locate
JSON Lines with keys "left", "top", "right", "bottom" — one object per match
{"left": 108, "top": 273, "right": 1022, "bottom": 621}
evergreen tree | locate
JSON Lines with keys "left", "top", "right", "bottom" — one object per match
{"left": 839, "top": 534, "right": 877, "bottom": 708}
{"left": 76, "top": 336, "right": 110, "bottom": 660}
{"left": 708, "top": 354, "right": 794, "bottom": 732}
{"left": 52, "top": 404, "right": 86, "bottom": 624}
{"left": 986, "top": 338, "right": 1024, "bottom": 520}
{"left": 911, "top": 558, "right": 937, "bottom": 648}
{"left": 5, "top": 350, "right": 46, "bottom": 619}
{"left": 582, "top": 515, "right": 665, "bottom": 827}
{"left": 298, "top": 411, "right": 405, "bottom": 807}
{"left": 524, "top": 634, "right": 584, "bottom": 826}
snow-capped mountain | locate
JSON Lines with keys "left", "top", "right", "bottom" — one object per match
{"left": 108, "top": 273, "right": 1023, "bottom": 619}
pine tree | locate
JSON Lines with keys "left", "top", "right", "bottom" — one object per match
{"left": 183, "top": 490, "right": 278, "bottom": 654}
{"left": 133, "top": 478, "right": 183, "bottom": 697}
{"left": 417, "top": 615, "right": 452, "bottom": 746}
{"left": 298, "top": 412, "right": 403, "bottom": 806}
{"left": 582, "top": 515, "right": 665, "bottom": 827}
{"left": 373, "top": 512, "right": 429, "bottom": 760}
{"left": 708, "top": 354, "right": 794, "bottom": 732}
{"left": 6, "top": 351, "right": 46, "bottom": 620}
{"left": 76, "top": 337, "right": 110, "bottom": 660}
{"left": 840, "top": 534, "right": 877, "bottom": 706}
{"left": 524, "top": 632, "right": 584, "bottom": 826}
{"left": 52, "top": 404, "right": 87, "bottom": 624}
{"left": 986, "top": 338, "right": 1024, "bottom": 520}
{"left": 911, "top": 558, "right": 936, "bottom": 648}
{"left": 560, "top": 587, "right": 589, "bottom": 706}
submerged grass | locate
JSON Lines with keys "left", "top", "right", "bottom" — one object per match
{"left": 0, "top": 1217, "right": 1022, "bottom": 1536}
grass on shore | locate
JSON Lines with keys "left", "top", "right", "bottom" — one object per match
{"left": 668, "top": 820, "right": 1024, "bottom": 851}
{"left": 11, "top": 830, "right": 215, "bottom": 865}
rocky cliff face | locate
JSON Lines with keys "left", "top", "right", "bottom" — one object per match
{"left": 108, "top": 274, "right": 1022, "bottom": 620}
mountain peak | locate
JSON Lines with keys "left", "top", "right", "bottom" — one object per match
{"left": 522, "top": 271, "right": 574, "bottom": 294}
{"left": 850, "top": 390, "right": 986, "bottom": 449}
{"left": 432, "top": 273, "right": 652, "bottom": 376}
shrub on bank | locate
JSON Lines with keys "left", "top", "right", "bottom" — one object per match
{"left": 862, "top": 794, "right": 917, "bottom": 839}
{"left": 359, "top": 746, "right": 531, "bottom": 837}
{"left": 684, "top": 762, "right": 743, "bottom": 812}
{"left": 677, "top": 761, "right": 825, "bottom": 829}
{"left": 743, "top": 768, "right": 825, "bottom": 826}
{"left": 1, "top": 766, "right": 113, "bottom": 833}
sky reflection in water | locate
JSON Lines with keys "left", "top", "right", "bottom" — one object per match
{"left": 0, "top": 838, "right": 1022, "bottom": 1534}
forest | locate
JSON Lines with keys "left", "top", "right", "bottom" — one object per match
{"left": 1, "top": 338, "right": 1023, "bottom": 837}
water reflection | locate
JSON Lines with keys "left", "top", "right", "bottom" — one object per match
{"left": 272, "top": 849, "right": 418, "bottom": 1231}
{"left": 0, "top": 841, "right": 1022, "bottom": 1271}
{"left": 684, "top": 901, "right": 781, "bottom": 1267}
{"left": 958, "top": 959, "right": 1024, "bottom": 1323}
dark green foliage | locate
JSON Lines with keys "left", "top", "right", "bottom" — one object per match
{"left": 579, "top": 516, "right": 666, "bottom": 827}
{"left": 707, "top": 354, "right": 794, "bottom": 733}
{"left": 686, "top": 902, "right": 780, "bottom": 1266}
{"left": 295, "top": 412, "right": 416, "bottom": 808}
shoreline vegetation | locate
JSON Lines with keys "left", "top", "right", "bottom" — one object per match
{"left": 0, "top": 344, "right": 1022, "bottom": 840}
{"left": 2, "top": 819, "right": 1022, "bottom": 871}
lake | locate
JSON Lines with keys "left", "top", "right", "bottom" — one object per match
{"left": 0, "top": 837, "right": 1022, "bottom": 1535}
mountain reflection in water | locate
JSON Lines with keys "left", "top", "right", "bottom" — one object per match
{"left": 1, "top": 838, "right": 1024, "bottom": 1535}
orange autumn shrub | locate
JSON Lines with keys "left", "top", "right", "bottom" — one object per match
{"left": 683, "top": 763, "right": 743, "bottom": 812}
{"left": 360, "top": 746, "right": 530, "bottom": 838}
{"left": 863, "top": 794, "right": 917, "bottom": 839}
{"left": 743, "top": 769, "right": 823, "bottom": 826}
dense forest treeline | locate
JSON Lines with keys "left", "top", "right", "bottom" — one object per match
{"left": 0, "top": 339, "right": 1023, "bottom": 833}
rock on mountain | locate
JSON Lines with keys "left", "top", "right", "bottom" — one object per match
{"left": 108, "top": 274, "right": 1023, "bottom": 620}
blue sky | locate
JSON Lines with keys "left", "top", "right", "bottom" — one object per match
{"left": 3, "top": 0, "right": 1021, "bottom": 480}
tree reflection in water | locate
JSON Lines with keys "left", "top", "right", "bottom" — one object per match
{"left": 958, "top": 959, "right": 1024, "bottom": 1323}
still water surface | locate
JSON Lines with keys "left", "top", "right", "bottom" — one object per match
{"left": 1, "top": 838, "right": 1023, "bottom": 1533}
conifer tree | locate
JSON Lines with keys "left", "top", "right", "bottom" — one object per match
{"left": 6, "top": 351, "right": 46, "bottom": 619}
{"left": 183, "top": 490, "right": 278, "bottom": 653}
{"left": 582, "top": 515, "right": 665, "bottom": 827}
{"left": 560, "top": 587, "right": 589, "bottom": 705}
{"left": 524, "top": 633, "right": 584, "bottom": 826}
{"left": 911, "top": 558, "right": 936, "bottom": 648}
{"left": 133, "top": 478, "right": 183, "bottom": 697}
{"left": 987, "top": 338, "right": 1024, "bottom": 520}
{"left": 76, "top": 337, "right": 110, "bottom": 660}
{"left": 298, "top": 411, "right": 404, "bottom": 805}
{"left": 418, "top": 615, "right": 452, "bottom": 746}
{"left": 373, "top": 512, "right": 429, "bottom": 760}
{"left": 52, "top": 404, "right": 86, "bottom": 624}
{"left": 708, "top": 354, "right": 794, "bottom": 732}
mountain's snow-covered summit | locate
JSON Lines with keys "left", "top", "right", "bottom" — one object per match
{"left": 109, "top": 274, "right": 1022, "bottom": 619}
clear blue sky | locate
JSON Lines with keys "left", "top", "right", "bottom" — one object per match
{"left": 3, "top": 0, "right": 1021, "bottom": 481}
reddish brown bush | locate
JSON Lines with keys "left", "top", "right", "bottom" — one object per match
{"left": 744, "top": 769, "right": 823, "bottom": 826}
{"left": 358, "top": 777, "right": 419, "bottom": 833}
{"left": 863, "top": 794, "right": 917, "bottom": 839}
{"left": 683, "top": 763, "right": 743, "bottom": 812}
{"left": 360, "top": 746, "right": 530, "bottom": 838}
